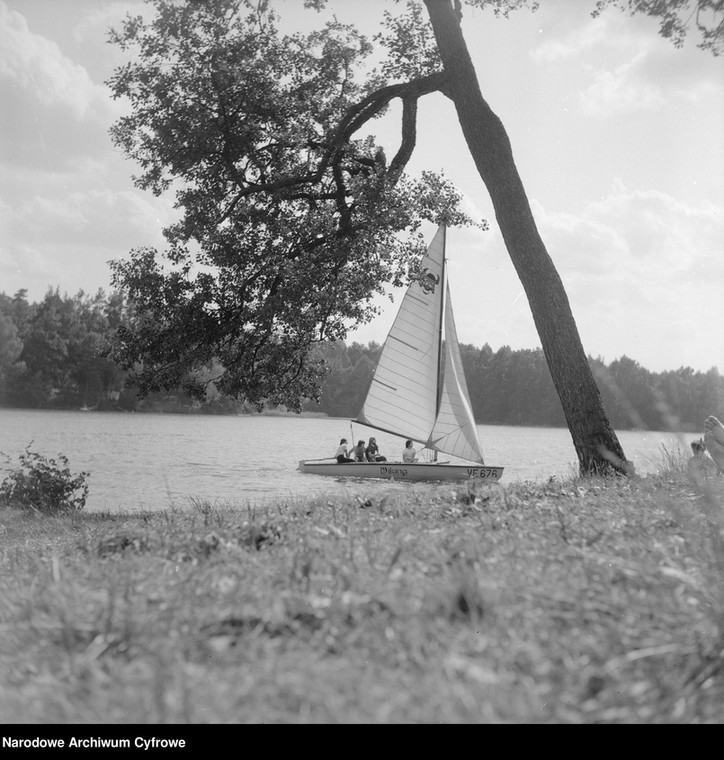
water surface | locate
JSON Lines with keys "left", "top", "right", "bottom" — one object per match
{"left": 0, "top": 409, "right": 692, "bottom": 512}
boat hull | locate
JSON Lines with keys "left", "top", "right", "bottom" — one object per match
{"left": 298, "top": 460, "right": 504, "bottom": 483}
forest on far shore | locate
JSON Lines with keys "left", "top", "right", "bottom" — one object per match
{"left": 1, "top": 288, "right": 722, "bottom": 432}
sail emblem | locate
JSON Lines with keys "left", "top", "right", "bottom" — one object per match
{"left": 419, "top": 268, "right": 440, "bottom": 294}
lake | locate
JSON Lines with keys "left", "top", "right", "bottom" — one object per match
{"left": 0, "top": 408, "right": 695, "bottom": 513}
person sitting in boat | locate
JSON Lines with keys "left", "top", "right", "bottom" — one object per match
{"left": 402, "top": 440, "right": 418, "bottom": 463}
{"left": 365, "top": 437, "right": 387, "bottom": 462}
{"left": 335, "top": 438, "right": 354, "bottom": 463}
{"left": 350, "top": 440, "right": 367, "bottom": 462}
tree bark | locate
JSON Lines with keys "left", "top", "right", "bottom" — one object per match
{"left": 424, "top": 0, "right": 630, "bottom": 475}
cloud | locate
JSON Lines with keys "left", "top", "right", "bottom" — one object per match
{"left": 529, "top": 6, "right": 724, "bottom": 117}
{"left": 0, "top": 2, "right": 121, "bottom": 169}
{"left": 0, "top": 4, "right": 92, "bottom": 116}
{"left": 0, "top": 1, "right": 169, "bottom": 303}
{"left": 0, "top": 185, "right": 174, "bottom": 299}
{"left": 579, "top": 54, "right": 666, "bottom": 115}
{"left": 579, "top": 45, "right": 722, "bottom": 116}
{"left": 530, "top": 13, "right": 611, "bottom": 64}
{"left": 533, "top": 184, "right": 724, "bottom": 288}
{"left": 528, "top": 186, "right": 724, "bottom": 371}
{"left": 15, "top": 188, "right": 173, "bottom": 249}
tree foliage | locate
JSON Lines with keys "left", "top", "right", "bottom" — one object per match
{"left": 0, "top": 289, "right": 129, "bottom": 409}
{"left": 106, "top": 0, "right": 476, "bottom": 411}
{"left": 0, "top": 311, "right": 23, "bottom": 385}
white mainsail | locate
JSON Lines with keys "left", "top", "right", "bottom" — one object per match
{"left": 355, "top": 224, "right": 485, "bottom": 464}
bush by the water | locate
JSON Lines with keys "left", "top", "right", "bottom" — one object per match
{"left": 0, "top": 446, "right": 88, "bottom": 513}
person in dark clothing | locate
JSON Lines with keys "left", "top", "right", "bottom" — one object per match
{"left": 350, "top": 440, "right": 367, "bottom": 462}
{"left": 365, "top": 437, "right": 387, "bottom": 462}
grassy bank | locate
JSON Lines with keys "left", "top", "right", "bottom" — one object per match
{"left": 1, "top": 459, "right": 723, "bottom": 724}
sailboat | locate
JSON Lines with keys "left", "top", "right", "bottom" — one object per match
{"left": 298, "top": 224, "right": 504, "bottom": 483}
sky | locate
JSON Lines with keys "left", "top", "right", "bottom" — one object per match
{"left": 1, "top": 0, "right": 723, "bottom": 375}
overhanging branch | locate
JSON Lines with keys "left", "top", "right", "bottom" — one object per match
{"left": 389, "top": 96, "right": 419, "bottom": 183}
{"left": 216, "top": 70, "right": 449, "bottom": 223}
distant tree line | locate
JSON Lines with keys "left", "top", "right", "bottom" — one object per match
{"left": 1, "top": 288, "right": 721, "bottom": 431}
{"left": 311, "top": 340, "right": 723, "bottom": 433}
{"left": 0, "top": 289, "right": 243, "bottom": 414}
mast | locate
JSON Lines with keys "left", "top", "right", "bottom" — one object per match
{"left": 433, "top": 224, "right": 447, "bottom": 463}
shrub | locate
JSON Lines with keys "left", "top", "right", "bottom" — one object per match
{"left": 0, "top": 445, "right": 89, "bottom": 513}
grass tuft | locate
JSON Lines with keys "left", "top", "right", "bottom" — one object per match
{"left": 1, "top": 457, "right": 723, "bottom": 723}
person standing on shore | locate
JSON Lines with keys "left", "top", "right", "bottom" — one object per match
{"left": 688, "top": 437, "right": 717, "bottom": 477}
{"left": 704, "top": 416, "right": 724, "bottom": 472}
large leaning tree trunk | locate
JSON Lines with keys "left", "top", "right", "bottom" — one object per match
{"left": 424, "top": 0, "right": 630, "bottom": 475}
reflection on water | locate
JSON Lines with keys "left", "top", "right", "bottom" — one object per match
{"left": 0, "top": 409, "right": 693, "bottom": 512}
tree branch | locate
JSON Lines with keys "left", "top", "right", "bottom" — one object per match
{"left": 388, "top": 96, "right": 419, "bottom": 183}
{"left": 215, "top": 71, "right": 448, "bottom": 224}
